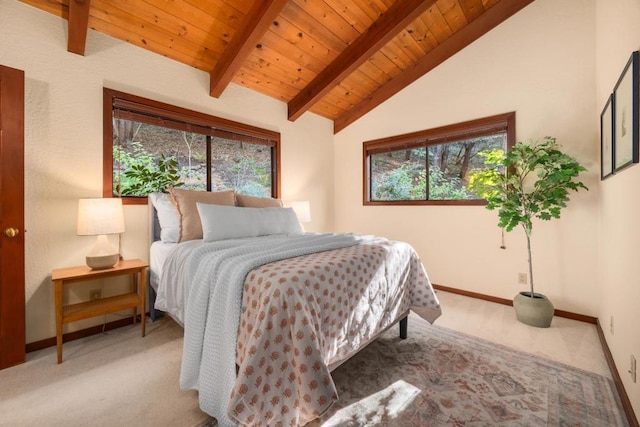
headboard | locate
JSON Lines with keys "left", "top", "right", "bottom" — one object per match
{"left": 147, "top": 198, "right": 163, "bottom": 321}
{"left": 149, "top": 198, "right": 162, "bottom": 244}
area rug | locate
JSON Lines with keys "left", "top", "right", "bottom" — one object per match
{"left": 198, "top": 320, "right": 628, "bottom": 426}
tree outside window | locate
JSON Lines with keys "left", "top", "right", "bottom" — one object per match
{"left": 104, "top": 88, "right": 280, "bottom": 204}
{"left": 363, "top": 112, "right": 515, "bottom": 205}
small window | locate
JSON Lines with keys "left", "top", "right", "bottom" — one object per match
{"left": 104, "top": 88, "right": 280, "bottom": 204}
{"left": 363, "top": 112, "right": 515, "bottom": 205}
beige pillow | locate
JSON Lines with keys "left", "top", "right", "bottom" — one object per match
{"left": 169, "top": 187, "right": 236, "bottom": 242}
{"left": 235, "top": 193, "right": 283, "bottom": 208}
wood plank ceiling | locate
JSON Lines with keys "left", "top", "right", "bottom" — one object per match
{"left": 19, "top": 0, "right": 535, "bottom": 133}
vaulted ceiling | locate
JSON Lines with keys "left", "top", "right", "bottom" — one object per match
{"left": 19, "top": 0, "right": 534, "bottom": 133}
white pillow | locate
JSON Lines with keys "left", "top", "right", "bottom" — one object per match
{"left": 148, "top": 192, "right": 181, "bottom": 243}
{"left": 197, "top": 203, "right": 302, "bottom": 242}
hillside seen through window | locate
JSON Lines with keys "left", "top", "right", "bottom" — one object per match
{"left": 363, "top": 112, "right": 515, "bottom": 205}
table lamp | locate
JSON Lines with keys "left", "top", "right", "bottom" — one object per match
{"left": 289, "top": 201, "right": 311, "bottom": 226}
{"left": 77, "top": 198, "right": 125, "bottom": 269}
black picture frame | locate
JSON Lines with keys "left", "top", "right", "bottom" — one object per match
{"left": 601, "top": 94, "right": 614, "bottom": 179}
{"left": 612, "top": 51, "right": 639, "bottom": 172}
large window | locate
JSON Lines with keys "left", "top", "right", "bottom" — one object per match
{"left": 363, "top": 112, "right": 515, "bottom": 205}
{"left": 103, "top": 88, "right": 280, "bottom": 204}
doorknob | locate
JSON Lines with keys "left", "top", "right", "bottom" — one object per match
{"left": 3, "top": 227, "right": 19, "bottom": 238}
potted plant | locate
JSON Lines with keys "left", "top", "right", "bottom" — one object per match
{"left": 468, "top": 136, "right": 588, "bottom": 327}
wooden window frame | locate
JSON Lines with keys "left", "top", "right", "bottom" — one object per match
{"left": 103, "top": 88, "right": 281, "bottom": 205}
{"left": 363, "top": 112, "right": 516, "bottom": 206}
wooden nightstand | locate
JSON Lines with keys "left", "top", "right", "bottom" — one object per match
{"left": 51, "top": 259, "right": 148, "bottom": 363}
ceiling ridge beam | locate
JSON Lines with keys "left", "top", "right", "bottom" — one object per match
{"left": 333, "top": 0, "right": 536, "bottom": 134}
{"left": 209, "top": 0, "right": 289, "bottom": 98}
{"left": 287, "top": 0, "right": 437, "bottom": 122}
{"left": 67, "top": 0, "right": 91, "bottom": 55}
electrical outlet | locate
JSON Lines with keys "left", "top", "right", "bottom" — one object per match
{"left": 517, "top": 273, "right": 527, "bottom": 285}
{"left": 630, "top": 355, "right": 637, "bottom": 383}
{"left": 90, "top": 289, "right": 102, "bottom": 300}
{"left": 610, "top": 316, "right": 614, "bottom": 335}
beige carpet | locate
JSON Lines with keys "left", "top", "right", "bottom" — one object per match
{"left": 0, "top": 292, "right": 627, "bottom": 426}
{"left": 0, "top": 317, "right": 208, "bottom": 427}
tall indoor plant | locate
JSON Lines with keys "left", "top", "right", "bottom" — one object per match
{"left": 468, "top": 137, "right": 588, "bottom": 327}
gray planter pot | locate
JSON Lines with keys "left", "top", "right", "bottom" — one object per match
{"left": 513, "top": 291, "right": 554, "bottom": 328}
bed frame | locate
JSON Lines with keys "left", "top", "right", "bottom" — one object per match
{"left": 146, "top": 200, "right": 409, "bottom": 342}
{"left": 147, "top": 201, "right": 164, "bottom": 321}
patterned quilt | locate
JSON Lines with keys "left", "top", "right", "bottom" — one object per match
{"left": 233, "top": 239, "right": 440, "bottom": 426}
{"left": 157, "top": 233, "right": 441, "bottom": 426}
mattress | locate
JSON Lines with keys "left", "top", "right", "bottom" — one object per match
{"left": 149, "top": 241, "right": 177, "bottom": 289}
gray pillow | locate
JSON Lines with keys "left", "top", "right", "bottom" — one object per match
{"left": 197, "top": 203, "right": 302, "bottom": 241}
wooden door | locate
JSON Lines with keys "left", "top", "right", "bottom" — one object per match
{"left": 0, "top": 65, "right": 26, "bottom": 369}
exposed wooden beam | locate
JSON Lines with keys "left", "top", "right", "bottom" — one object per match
{"left": 210, "top": 0, "right": 289, "bottom": 98}
{"left": 287, "top": 0, "right": 437, "bottom": 122}
{"left": 67, "top": 0, "right": 91, "bottom": 55}
{"left": 333, "top": 0, "right": 536, "bottom": 133}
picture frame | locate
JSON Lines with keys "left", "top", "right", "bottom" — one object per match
{"left": 600, "top": 94, "right": 614, "bottom": 179}
{"left": 612, "top": 50, "right": 639, "bottom": 172}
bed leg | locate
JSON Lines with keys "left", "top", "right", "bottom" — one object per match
{"left": 148, "top": 284, "right": 163, "bottom": 322}
{"left": 399, "top": 316, "right": 408, "bottom": 339}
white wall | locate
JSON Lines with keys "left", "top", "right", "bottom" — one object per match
{"left": 0, "top": 0, "right": 335, "bottom": 344}
{"left": 335, "top": 0, "right": 599, "bottom": 315}
{"left": 596, "top": 0, "right": 640, "bottom": 415}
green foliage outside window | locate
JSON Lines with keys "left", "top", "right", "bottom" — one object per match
{"left": 363, "top": 112, "right": 515, "bottom": 205}
{"left": 369, "top": 136, "right": 504, "bottom": 202}
{"left": 105, "top": 89, "right": 280, "bottom": 201}
{"left": 230, "top": 155, "right": 271, "bottom": 197}
{"left": 371, "top": 166, "right": 477, "bottom": 201}
{"left": 114, "top": 142, "right": 183, "bottom": 196}
{"left": 428, "top": 169, "right": 475, "bottom": 200}
{"left": 112, "top": 121, "right": 273, "bottom": 198}
{"left": 371, "top": 164, "right": 422, "bottom": 200}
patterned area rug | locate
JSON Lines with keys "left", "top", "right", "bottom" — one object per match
{"left": 198, "top": 319, "right": 628, "bottom": 426}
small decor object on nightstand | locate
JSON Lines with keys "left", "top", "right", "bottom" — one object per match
{"left": 77, "top": 198, "right": 125, "bottom": 269}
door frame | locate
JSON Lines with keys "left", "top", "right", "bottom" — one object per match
{"left": 0, "top": 64, "right": 26, "bottom": 369}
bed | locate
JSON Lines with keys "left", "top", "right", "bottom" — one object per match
{"left": 147, "top": 189, "right": 442, "bottom": 427}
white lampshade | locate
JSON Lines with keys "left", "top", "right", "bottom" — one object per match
{"left": 77, "top": 198, "right": 125, "bottom": 269}
{"left": 77, "top": 198, "right": 125, "bottom": 236}
{"left": 289, "top": 201, "right": 311, "bottom": 223}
